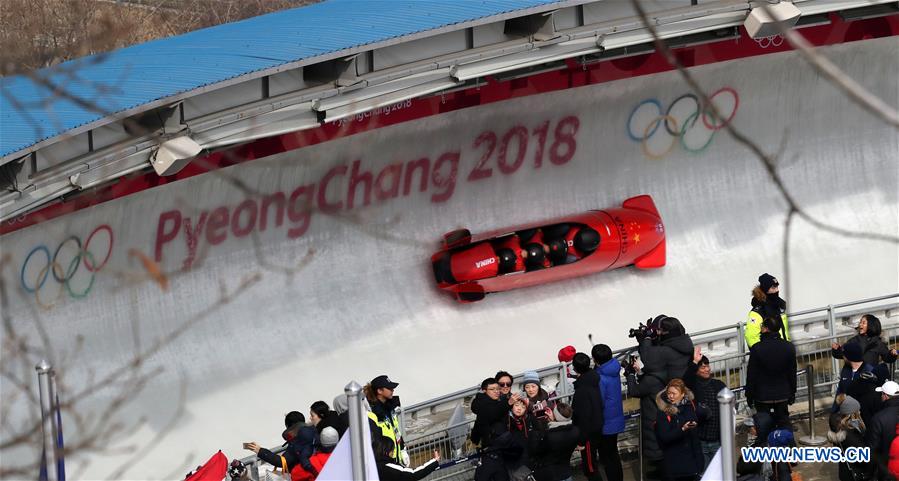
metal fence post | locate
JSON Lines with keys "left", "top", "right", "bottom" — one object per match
{"left": 737, "top": 322, "right": 747, "bottom": 387}
{"left": 828, "top": 304, "right": 840, "bottom": 392}
{"left": 637, "top": 416, "right": 644, "bottom": 481}
{"left": 558, "top": 363, "right": 569, "bottom": 398}
{"left": 345, "top": 381, "right": 367, "bottom": 481}
{"left": 36, "top": 360, "right": 58, "bottom": 481}
{"left": 799, "top": 365, "right": 827, "bottom": 446}
{"left": 718, "top": 387, "right": 736, "bottom": 481}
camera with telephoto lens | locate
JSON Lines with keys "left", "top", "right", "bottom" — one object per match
{"left": 628, "top": 320, "right": 657, "bottom": 341}
{"left": 628, "top": 315, "right": 669, "bottom": 341}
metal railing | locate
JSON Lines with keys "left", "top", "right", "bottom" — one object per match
{"left": 401, "top": 294, "right": 897, "bottom": 435}
{"left": 232, "top": 293, "right": 897, "bottom": 480}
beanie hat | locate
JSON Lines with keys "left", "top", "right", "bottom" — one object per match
{"left": 521, "top": 370, "right": 540, "bottom": 387}
{"left": 558, "top": 346, "right": 576, "bottom": 363}
{"left": 320, "top": 427, "right": 340, "bottom": 448}
{"left": 332, "top": 394, "right": 349, "bottom": 414}
{"left": 758, "top": 273, "right": 777, "bottom": 292}
{"left": 552, "top": 403, "right": 572, "bottom": 422}
{"left": 843, "top": 342, "right": 864, "bottom": 362}
{"left": 839, "top": 395, "right": 861, "bottom": 416}
{"left": 767, "top": 428, "right": 794, "bottom": 447}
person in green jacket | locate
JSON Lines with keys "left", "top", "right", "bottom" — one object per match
{"left": 744, "top": 273, "right": 790, "bottom": 348}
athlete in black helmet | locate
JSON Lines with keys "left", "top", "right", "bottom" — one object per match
{"left": 523, "top": 243, "right": 547, "bottom": 271}
{"left": 547, "top": 237, "right": 569, "bottom": 266}
{"left": 497, "top": 248, "right": 518, "bottom": 274}
{"left": 573, "top": 227, "right": 600, "bottom": 253}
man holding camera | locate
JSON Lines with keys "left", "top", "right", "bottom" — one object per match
{"left": 625, "top": 315, "right": 694, "bottom": 480}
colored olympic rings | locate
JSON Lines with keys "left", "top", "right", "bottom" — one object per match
{"left": 20, "top": 225, "right": 113, "bottom": 306}
{"left": 626, "top": 87, "right": 740, "bottom": 159}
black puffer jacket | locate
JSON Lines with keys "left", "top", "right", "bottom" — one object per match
{"left": 746, "top": 331, "right": 797, "bottom": 404}
{"left": 571, "top": 369, "right": 604, "bottom": 444}
{"left": 527, "top": 423, "right": 581, "bottom": 481}
{"left": 833, "top": 334, "right": 897, "bottom": 369}
{"left": 639, "top": 334, "right": 694, "bottom": 385}
{"left": 471, "top": 392, "right": 508, "bottom": 447}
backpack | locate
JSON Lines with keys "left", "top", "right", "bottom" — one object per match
{"left": 888, "top": 421, "right": 899, "bottom": 478}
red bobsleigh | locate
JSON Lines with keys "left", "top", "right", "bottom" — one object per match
{"left": 431, "top": 195, "right": 666, "bottom": 302}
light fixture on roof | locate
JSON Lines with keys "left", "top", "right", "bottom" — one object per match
{"left": 744, "top": 1, "right": 801, "bottom": 39}
{"left": 451, "top": 36, "right": 601, "bottom": 81}
{"left": 151, "top": 136, "right": 202, "bottom": 176}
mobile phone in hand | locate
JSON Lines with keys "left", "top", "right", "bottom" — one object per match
{"left": 243, "top": 442, "right": 252, "bottom": 449}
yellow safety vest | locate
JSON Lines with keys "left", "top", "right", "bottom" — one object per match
{"left": 368, "top": 410, "right": 403, "bottom": 464}
{"left": 745, "top": 310, "right": 790, "bottom": 348}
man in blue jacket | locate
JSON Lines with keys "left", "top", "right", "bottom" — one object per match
{"left": 592, "top": 344, "right": 624, "bottom": 481}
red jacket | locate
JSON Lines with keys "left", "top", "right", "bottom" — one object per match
{"left": 290, "top": 452, "right": 332, "bottom": 481}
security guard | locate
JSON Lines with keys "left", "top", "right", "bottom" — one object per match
{"left": 744, "top": 273, "right": 790, "bottom": 348}
{"left": 367, "top": 375, "right": 407, "bottom": 466}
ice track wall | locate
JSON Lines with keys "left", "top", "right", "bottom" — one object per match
{"left": 1, "top": 37, "right": 897, "bottom": 479}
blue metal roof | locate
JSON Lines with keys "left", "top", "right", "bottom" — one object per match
{"left": 0, "top": 0, "right": 576, "bottom": 159}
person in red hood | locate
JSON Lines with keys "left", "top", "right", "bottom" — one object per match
{"left": 291, "top": 427, "right": 339, "bottom": 481}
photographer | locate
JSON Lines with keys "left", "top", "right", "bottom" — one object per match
{"left": 622, "top": 315, "right": 693, "bottom": 477}
{"left": 634, "top": 315, "right": 695, "bottom": 384}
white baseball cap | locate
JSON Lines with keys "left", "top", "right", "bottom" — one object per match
{"left": 876, "top": 381, "right": 899, "bottom": 396}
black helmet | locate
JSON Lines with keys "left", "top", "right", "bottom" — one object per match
{"left": 574, "top": 227, "right": 600, "bottom": 253}
{"left": 547, "top": 238, "right": 568, "bottom": 265}
{"left": 523, "top": 243, "right": 546, "bottom": 271}
{"left": 497, "top": 248, "right": 517, "bottom": 274}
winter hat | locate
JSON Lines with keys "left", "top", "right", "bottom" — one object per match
{"left": 552, "top": 403, "right": 572, "bottom": 422}
{"left": 767, "top": 428, "right": 794, "bottom": 447}
{"left": 319, "top": 427, "right": 340, "bottom": 448}
{"left": 558, "top": 345, "right": 576, "bottom": 363}
{"left": 839, "top": 395, "right": 861, "bottom": 416}
{"left": 521, "top": 370, "right": 540, "bottom": 387}
{"left": 332, "top": 394, "right": 349, "bottom": 414}
{"left": 843, "top": 342, "right": 864, "bottom": 362}
{"left": 758, "top": 273, "right": 778, "bottom": 292}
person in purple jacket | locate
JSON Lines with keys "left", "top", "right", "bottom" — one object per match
{"left": 592, "top": 344, "right": 624, "bottom": 481}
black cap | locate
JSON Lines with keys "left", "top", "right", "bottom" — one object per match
{"left": 371, "top": 375, "right": 399, "bottom": 390}
{"left": 758, "top": 273, "right": 778, "bottom": 292}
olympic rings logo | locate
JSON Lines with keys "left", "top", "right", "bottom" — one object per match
{"left": 19, "top": 225, "right": 114, "bottom": 307}
{"left": 626, "top": 87, "right": 740, "bottom": 159}
{"left": 754, "top": 35, "right": 784, "bottom": 49}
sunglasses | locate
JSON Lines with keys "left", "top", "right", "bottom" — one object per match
{"left": 498, "top": 382, "right": 512, "bottom": 387}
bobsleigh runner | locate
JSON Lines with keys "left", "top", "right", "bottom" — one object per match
{"left": 431, "top": 195, "right": 666, "bottom": 302}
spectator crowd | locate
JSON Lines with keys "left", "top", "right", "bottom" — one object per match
{"left": 230, "top": 273, "right": 899, "bottom": 481}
